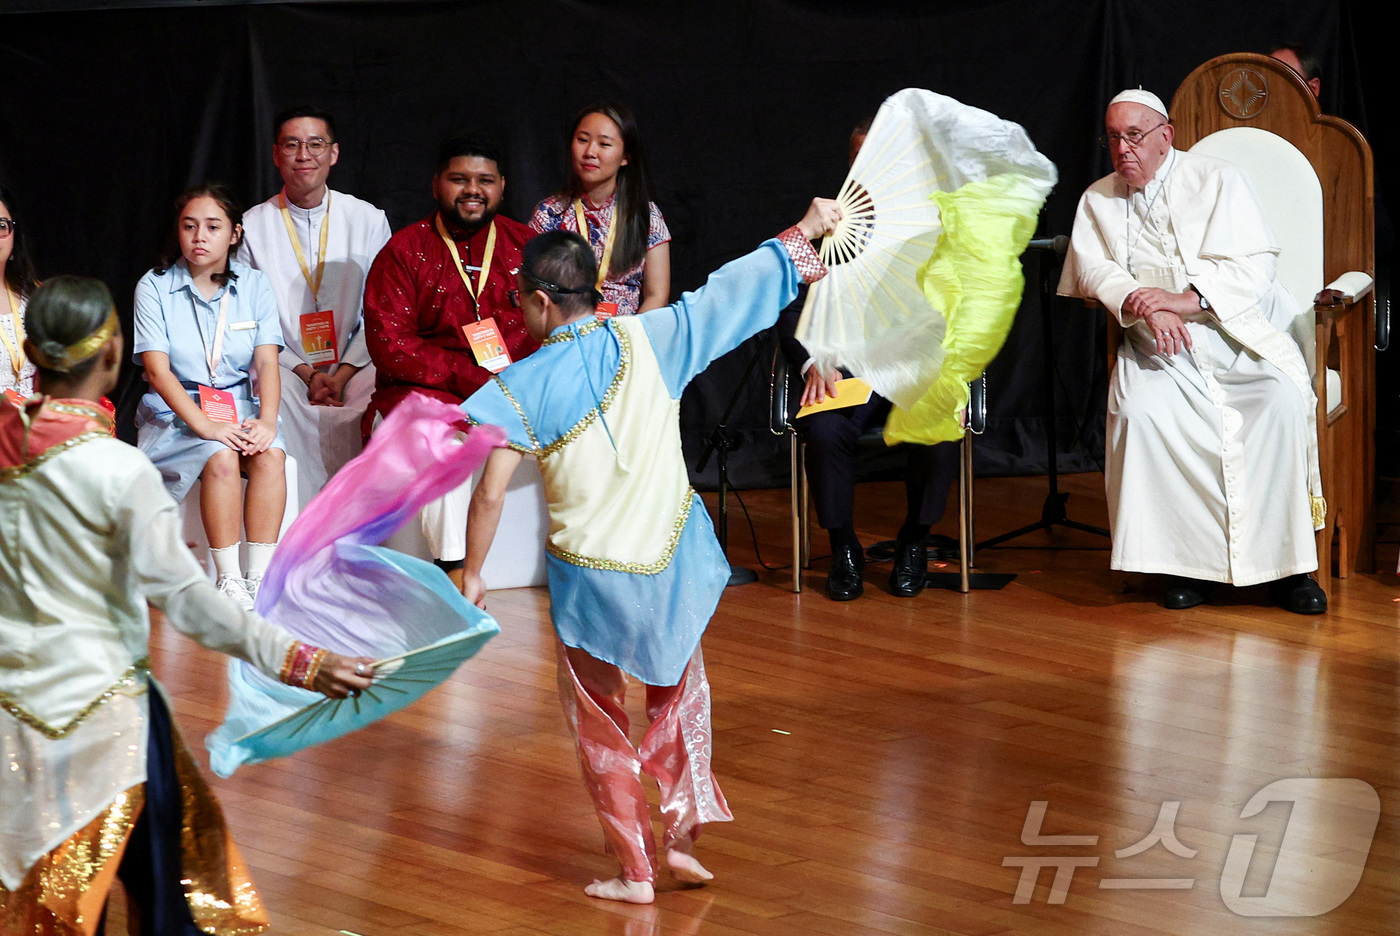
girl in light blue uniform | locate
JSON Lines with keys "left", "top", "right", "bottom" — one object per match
{"left": 133, "top": 183, "right": 287, "bottom": 609}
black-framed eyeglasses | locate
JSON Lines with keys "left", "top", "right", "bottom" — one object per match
{"left": 278, "top": 138, "right": 332, "bottom": 156}
{"left": 507, "top": 289, "right": 521, "bottom": 309}
{"left": 0, "top": 219, "right": 15, "bottom": 238}
{"left": 1099, "top": 123, "right": 1167, "bottom": 150}
{"left": 520, "top": 270, "right": 594, "bottom": 297}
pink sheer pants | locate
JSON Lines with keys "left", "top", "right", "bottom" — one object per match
{"left": 557, "top": 642, "right": 733, "bottom": 883}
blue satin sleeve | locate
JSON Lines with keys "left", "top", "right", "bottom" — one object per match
{"left": 639, "top": 239, "right": 801, "bottom": 399}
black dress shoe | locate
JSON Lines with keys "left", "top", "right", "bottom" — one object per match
{"left": 1268, "top": 574, "right": 1328, "bottom": 615}
{"left": 889, "top": 537, "right": 927, "bottom": 597}
{"left": 1164, "top": 577, "right": 1217, "bottom": 610}
{"left": 826, "top": 542, "right": 865, "bottom": 601}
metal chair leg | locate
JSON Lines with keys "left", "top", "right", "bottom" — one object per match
{"left": 790, "top": 432, "right": 802, "bottom": 593}
{"left": 959, "top": 430, "right": 974, "bottom": 594}
{"left": 800, "top": 442, "right": 811, "bottom": 569}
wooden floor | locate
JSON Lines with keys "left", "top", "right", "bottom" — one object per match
{"left": 128, "top": 472, "right": 1400, "bottom": 935}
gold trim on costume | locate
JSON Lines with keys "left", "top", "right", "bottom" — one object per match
{"left": 0, "top": 429, "right": 109, "bottom": 483}
{"left": 173, "top": 727, "right": 271, "bottom": 934}
{"left": 464, "top": 415, "right": 536, "bottom": 456}
{"left": 1311, "top": 495, "right": 1327, "bottom": 529}
{"left": 278, "top": 641, "right": 302, "bottom": 684}
{"left": 492, "top": 376, "right": 542, "bottom": 453}
{"left": 537, "top": 325, "right": 630, "bottom": 461}
{"left": 540, "top": 318, "right": 604, "bottom": 346}
{"left": 46, "top": 399, "right": 116, "bottom": 433}
{"left": 0, "top": 661, "right": 149, "bottom": 739}
{"left": 26, "top": 309, "right": 119, "bottom": 373}
{"left": 546, "top": 489, "right": 692, "bottom": 574}
{"left": 0, "top": 786, "right": 145, "bottom": 933}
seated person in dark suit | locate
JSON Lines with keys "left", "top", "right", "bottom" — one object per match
{"left": 779, "top": 295, "right": 958, "bottom": 601}
{"left": 779, "top": 118, "right": 959, "bottom": 601}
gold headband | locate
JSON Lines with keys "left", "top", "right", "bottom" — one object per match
{"left": 28, "top": 308, "right": 119, "bottom": 373}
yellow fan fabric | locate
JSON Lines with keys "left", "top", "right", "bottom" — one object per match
{"left": 795, "top": 89, "right": 1057, "bottom": 445}
{"left": 886, "top": 172, "right": 1051, "bottom": 444}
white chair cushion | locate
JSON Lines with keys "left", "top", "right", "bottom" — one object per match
{"left": 1191, "top": 128, "right": 1324, "bottom": 374}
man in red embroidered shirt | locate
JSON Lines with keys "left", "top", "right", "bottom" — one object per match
{"left": 363, "top": 133, "right": 537, "bottom": 583}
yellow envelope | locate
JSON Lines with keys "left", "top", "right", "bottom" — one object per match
{"left": 796, "top": 377, "right": 874, "bottom": 418}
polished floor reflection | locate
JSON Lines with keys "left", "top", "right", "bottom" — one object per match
{"left": 121, "top": 474, "right": 1399, "bottom": 935}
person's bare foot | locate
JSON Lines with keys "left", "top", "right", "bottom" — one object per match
{"left": 584, "top": 877, "right": 655, "bottom": 903}
{"left": 665, "top": 846, "right": 714, "bottom": 884}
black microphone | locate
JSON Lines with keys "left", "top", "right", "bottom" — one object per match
{"left": 1026, "top": 235, "right": 1069, "bottom": 256}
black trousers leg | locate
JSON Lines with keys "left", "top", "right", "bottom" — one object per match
{"left": 106, "top": 691, "right": 204, "bottom": 936}
{"left": 906, "top": 440, "right": 961, "bottom": 528}
{"left": 799, "top": 394, "right": 892, "bottom": 531}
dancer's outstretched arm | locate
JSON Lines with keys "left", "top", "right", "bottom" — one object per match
{"left": 461, "top": 446, "right": 524, "bottom": 607}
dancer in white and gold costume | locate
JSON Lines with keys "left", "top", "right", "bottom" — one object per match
{"left": 0, "top": 277, "right": 372, "bottom": 935}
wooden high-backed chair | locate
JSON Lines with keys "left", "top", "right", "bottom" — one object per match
{"left": 1170, "top": 53, "right": 1377, "bottom": 588}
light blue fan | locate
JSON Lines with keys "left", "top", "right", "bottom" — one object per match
{"left": 206, "top": 543, "right": 499, "bottom": 777}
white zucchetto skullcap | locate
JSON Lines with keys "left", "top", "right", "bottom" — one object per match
{"left": 1108, "top": 88, "right": 1169, "bottom": 120}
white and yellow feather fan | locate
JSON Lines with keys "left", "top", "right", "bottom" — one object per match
{"left": 796, "top": 89, "right": 1057, "bottom": 444}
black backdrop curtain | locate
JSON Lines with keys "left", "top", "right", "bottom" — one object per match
{"left": 1, "top": 0, "right": 1383, "bottom": 490}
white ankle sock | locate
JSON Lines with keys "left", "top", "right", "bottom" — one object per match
{"left": 210, "top": 544, "right": 241, "bottom": 580}
{"left": 246, "top": 542, "right": 277, "bottom": 581}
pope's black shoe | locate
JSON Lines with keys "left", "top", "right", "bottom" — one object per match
{"left": 1268, "top": 573, "right": 1328, "bottom": 614}
{"left": 1164, "top": 577, "right": 1217, "bottom": 610}
{"left": 888, "top": 536, "right": 927, "bottom": 597}
{"left": 826, "top": 541, "right": 865, "bottom": 601}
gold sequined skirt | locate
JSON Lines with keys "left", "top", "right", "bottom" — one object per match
{"left": 0, "top": 725, "right": 269, "bottom": 936}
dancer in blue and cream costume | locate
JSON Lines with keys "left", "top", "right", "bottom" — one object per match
{"left": 461, "top": 198, "right": 841, "bottom": 904}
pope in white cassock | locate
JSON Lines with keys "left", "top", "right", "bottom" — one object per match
{"left": 243, "top": 107, "right": 392, "bottom": 509}
{"left": 1058, "top": 89, "right": 1327, "bottom": 614}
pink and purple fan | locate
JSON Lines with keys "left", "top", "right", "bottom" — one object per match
{"left": 206, "top": 395, "right": 504, "bottom": 777}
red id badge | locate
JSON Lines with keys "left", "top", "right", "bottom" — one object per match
{"left": 2, "top": 388, "right": 24, "bottom": 407}
{"left": 198, "top": 384, "right": 238, "bottom": 423}
{"left": 464, "top": 318, "right": 512, "bottom": 373}
{"left": 594, "top": 301, "right": 620, "bottom": 320}
{"left": 300, "top": 310, "right": 338, "bottom": 366}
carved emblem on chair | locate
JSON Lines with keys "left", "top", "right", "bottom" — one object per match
{"left": 1218, "top": 68, "right": 1268, "bottom": 118}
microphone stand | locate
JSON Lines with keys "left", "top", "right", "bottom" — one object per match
{"left": 979, "top": 237, "right": 1109, "bottom": 550}
{"left": 695, "top": 331, "right": 768, "bottom": 586}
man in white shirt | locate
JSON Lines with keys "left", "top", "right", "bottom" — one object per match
{"left": 1059, "top": 89, "right": 1326, "bottom": 614}
{"left": 242, "top": 106, "right": 392, "bottom": 508}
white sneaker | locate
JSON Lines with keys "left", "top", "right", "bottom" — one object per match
{"left": 246, "top": 575, "right": 262, "bottom": 608}
{"left": 217, "top": 575, "right": 255, "bottom": 612}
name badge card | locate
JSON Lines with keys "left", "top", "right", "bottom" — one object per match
{"left": 594, "top": 301, "right": 620, "bottom": 320}
{"left": 2, "top": 388, "right": 25, "bottom": 407}
{"left": 300, "top": 310, "right": 339, "bottom": 366}
{"left": 198, "top": 384, "right": 239, "bottom": 423}
{"left": 464, "top": 319, "right": 512, "bottom": 373}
